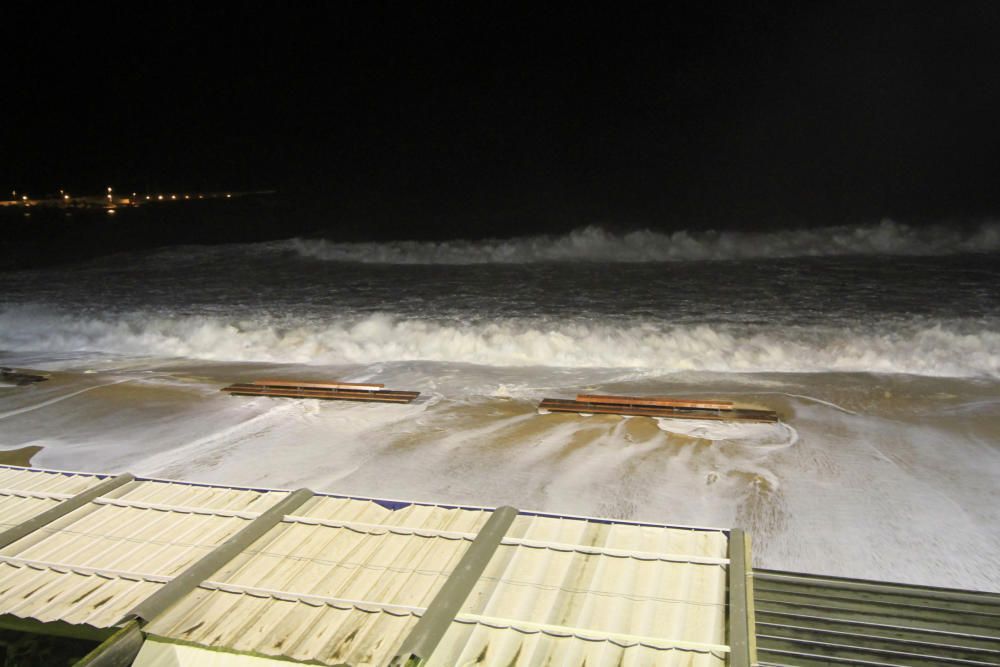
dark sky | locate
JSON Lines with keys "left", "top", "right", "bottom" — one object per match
{"left": 6, "top": 2, "right": 1000, "bottom": 233}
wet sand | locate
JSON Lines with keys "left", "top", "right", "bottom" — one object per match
{"left": 0, "top": 445, "right": 42, "bottom": 466}
{"left": 1, "top": 357, "right": 998, "bottom": 592}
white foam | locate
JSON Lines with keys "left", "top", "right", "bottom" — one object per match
{"left": 655, "top": 418, "right": 798, "bottom": 448}
{"left": 3, "top": 360, "right": 998, "bottom": 590}
{"left": 278, "top": 220, "right": 1000, "bottom": 264}
{"left": 2, "top": 307, "right": 998, "bottom": 378}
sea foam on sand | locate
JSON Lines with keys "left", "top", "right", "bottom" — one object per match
{"left": 1, "top": 354, "right": 998, "bottom": 592}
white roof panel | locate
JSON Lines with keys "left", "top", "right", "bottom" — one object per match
{"left": 0, "top": 468, "right": 106, "bottom": 532}
{"left": 0, "top": 468, "right": 737, "bottom": 666}
{"left": 0, "top": 471, "right": 292, "bottom": 633}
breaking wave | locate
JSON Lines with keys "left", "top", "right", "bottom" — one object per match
{"left": 2, "top": 307, "right": 998, "bottom": 377}
{"left": 280, "top": 220, "right": 1000, "bottom": 264}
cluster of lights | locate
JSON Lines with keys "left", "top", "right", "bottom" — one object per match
{"left": 6, "top": 188, "right": 235, "bottom": 206}
{"left": 142, "top": 193, "right": 226, "bottom": 201}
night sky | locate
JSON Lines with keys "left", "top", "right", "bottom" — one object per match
{"left": 6, "top": 2, "right": 1000, "bottom": 238}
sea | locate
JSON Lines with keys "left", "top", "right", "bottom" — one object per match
{"left": 1, "top": 221, "right": 999, "bottom": 590}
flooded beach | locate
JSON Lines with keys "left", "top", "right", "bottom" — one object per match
{"left": 2, "top": 354, "right": 998, "bottom": 591}
{"left": 2, "top": 224, "right": 999, "bottom": 590}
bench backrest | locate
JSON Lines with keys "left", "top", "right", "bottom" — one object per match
{"left": 576, "top": 394, "right": 733, "bottom": 410}
{"left": 251, "top": 379, "right": 385, "bottom": 391}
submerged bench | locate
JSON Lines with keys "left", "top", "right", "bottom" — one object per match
{"left": 221, "top": 379, "right": 420, "bottom": 404}
{"left": 0, "top": 367, "right": 49, "bottom": 386}
{"left": 539, "top": 393, "right": 778, "bottom": 422}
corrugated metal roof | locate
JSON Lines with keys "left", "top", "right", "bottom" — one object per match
{"left": 144, "top": 497, "right": 731, "bottom": 664}
{"left": 753, "top": 569, "right": 1000, "bottom": 666}
{"left": 0, "top": 465, "right": 736, "bottom": 666}
{"left": 0, "top": 469, "right": 290, "bottom": 633}
{"left": 0, "top": 468, "right": 107, "bottom": 531}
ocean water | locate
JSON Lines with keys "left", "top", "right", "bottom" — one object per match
{"left": 1, "top": 221, "right": 999, "bottom": 590}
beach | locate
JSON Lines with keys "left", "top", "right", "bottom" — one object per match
{"left": 1, "top": 225, "right": 999, "bottom": 591}
{"left": 2, "top": 356, "right": 998, "bottom": 592}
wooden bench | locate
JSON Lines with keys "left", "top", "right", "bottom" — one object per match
{"left": 539, "top": 394, "right": 777, "bottom": 423}
{"left": 221, "top": 379, "right": 419, "bottom": 404}
{"left": 252, "top": 379, "right": 386, "bottom": 391}
{"left": 0, "top": 368, "right": 50, "bottom": 386}
{"left": 576, "top": 394, "right": 734, "bottom": 410}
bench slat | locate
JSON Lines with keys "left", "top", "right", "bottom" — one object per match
{"left": 540, "top": 398, "right": 777, "bottom": 423}
{"left": 576, "top": 394, "right": 734, "bottom": 410}
{"left": 222, "top": 383, "right": 418, "bottom": 403}
{"left": 251, "top": 378, "right": 385, "bottom": 391}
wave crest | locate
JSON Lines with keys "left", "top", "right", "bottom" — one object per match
{"left": 281, "top": 220, "right": 1000, "bottom": 264}
{"left": 2, "top": 308, "right": 997, "bottom": 377}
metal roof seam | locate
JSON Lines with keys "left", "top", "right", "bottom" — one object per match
{"left": 280, "top": 515, "right": 727, "bottom": 564}
{"left": 126, "top": 487, "right": 315, "bottom": 626}
{"left": 755, "top": 570, "right": 1000, "bottom": 602}
{"left": 93, "top": 497, "right": 262, "bottom": 519}
{"left": 753, "top": 620, "right": 998, "bottom": 651}
{"left": 449, "top": 613, "right": 731, "bottom": 654}
{"left": 246, "top": 522, "right": 359, "bottom": 592}
{"left": 135, "top": 473, "right": 326, "bottom": 495}
{"left": 455, "top": 531, "right": 528, "bottom": 626}
{"left": 218, "top": 547, "right": 464, "bottom": 579}
{"left": 7, "top": 475, "right": 106, "bottom": 500}
{"left": 350, "top": 531, "right": 465, "bottom": 609}
{"left": 10, "top": 515, "right": 254, "bottom": 560}
{"left": 265, "top": 527, "right": 403, "bottom": 607}
{"left": 281, "top": 518, "right": 474, "bottom": 542}
{"left": 392, "top": 505, "right": 518, "bottom": 666}
{"left": 223, "top": 523, "right": 322, "bottom": 591}
{"left": 502, "top": 540, "right": 729, "bottom": 565}
{"left": 0, "top": 514, "right": 43, "bottom": 531}
{"left": 9, "top": 498, "right": 135, "bottom": 560}
{"left": 137, "top": 481, "right": 260, "bottom": 508}
{"left": 4, "top": 471, "right": 87, "bottom": 494}
{"left": 0, "top": 555, "right": 173, "bottom": 583}
{"left": 122, "top": 481, "right": 207, "bottom": 507}
{"left": 198, "top": 581, "right": 428, "bottom": 616}
{"left": 0, "top": 465, "right": 96, "bottom": 480}
{"left": 468, "top": 572, "right": 728, "bottom": 608}
{"left": 630, "top": 541, "right": 672, "bottom": 642}
{"left": 0, "top": 475, "right": 136, "bottom": 554}
{"left": 0, "top": 489, "right": 75, "bottom": 500}
{"left": 102, "top": 516, "right": 232, "bottom": 579}
{"left": 0, "top": 499, "right": 62, "bottom": 530}
{"left": 753, "top": 608, "right": 1000, "bottom": 639}
{"left": 115, "top": 514, "right": 242, "bottom": 579}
